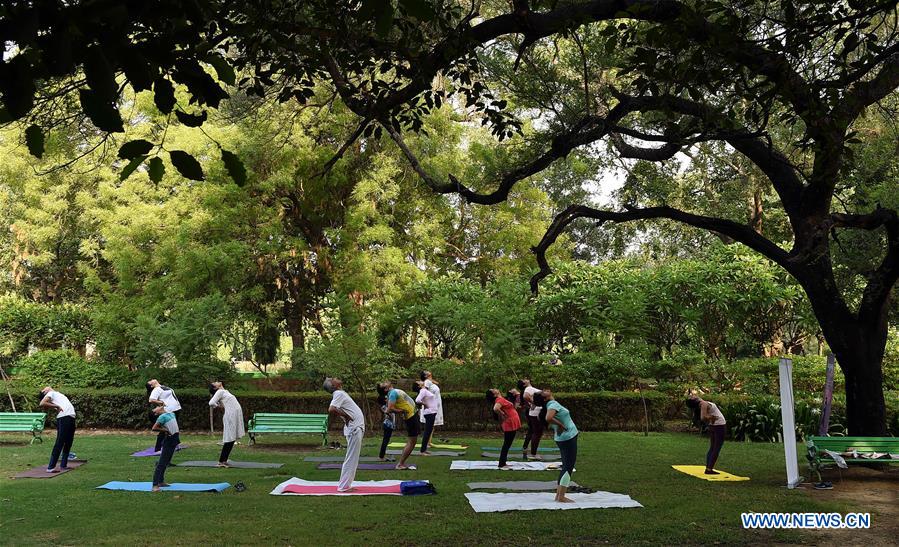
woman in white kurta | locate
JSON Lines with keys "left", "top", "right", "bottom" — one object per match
{"left": 209, "top": 382, "right": 246, "bottom": 467}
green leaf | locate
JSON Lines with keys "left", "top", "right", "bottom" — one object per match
{"left": 399, "top": 0, "right": 434, "bottom": 20}
{"left": 147, "top": 156, "right": 165, "bottom": 183}
{"left": 206, "top": 54, "right": 236, "bottom": 86}
{"left": 119, "top": 155, "right": 147, "bottom": 181}
{"left": 79, "top": 89, "right": 125, "bottom": 132}
{"left": 83, "top": 46, "right": 118, "bottom": 101}
{"left": 169, "top": 150, "right": 205, "bottom": 181}
{"left": 221, "top": 149, "right": 247, "bottom": 186}
{"left": 117, "top": 139, "right": 154, "bottom": 159}
{"left": 153, "top": 78, "right": 176, "bottom": 114}
{"left": 174, "top": 109, "right": 208, "bottom": 127}
{"left": 24, "top": 124, "right": 44, "bottom": 158}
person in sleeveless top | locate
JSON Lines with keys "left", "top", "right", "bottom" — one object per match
{"left": 686, "top": 395, "right": 727, "bottom": 475}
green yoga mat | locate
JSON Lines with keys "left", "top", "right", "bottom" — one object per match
{"left": 387, "top": 442, "right": 467, "bottom": 450}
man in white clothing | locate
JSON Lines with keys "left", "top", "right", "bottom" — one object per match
{"left": 324, "top": 377, "right": 365, "bottom": 492}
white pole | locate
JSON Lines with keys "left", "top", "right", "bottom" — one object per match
{"left": 779, "top": 358, "right": 802, "bottom": 488}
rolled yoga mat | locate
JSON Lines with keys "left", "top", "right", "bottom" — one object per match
{"left": 316, "top": 462, "right": 415, "bottom": 471}
{"left": 387, "top": 450, "right": 464, "bottom": 457}
{"left": 176, "top": 461, "right": 283, "bottom": 469}
{"left": 467, "top": 480, "right": 579, "bottom": 491}
{"left": 131, "top": 445, "right": 187, "bottom": 457}
{"left": 14, "top": 460, "right": 88, "bottom": 479}
{"left": 96, "top": 481, "right": 231, "bottom": 492}
{"left": 388, "top": 442, "right": 466, "bottom": 450}
{"left": 464, "top": 491, "right": 643, "bottom": 512}
{"left": 671, "top": 465, "right": 750, "bottom": 481}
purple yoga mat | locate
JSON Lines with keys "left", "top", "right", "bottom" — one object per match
{"left": 131, "top": 444, "right": 187, "bottom": 457}
{"left": 14, "top": 460, "right": 87, "bottom": 479}
{"left": 316, "top": 462, "right": 415, "bottom": 470}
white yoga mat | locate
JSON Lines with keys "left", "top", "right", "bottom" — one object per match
{"left": 269, "top": 477, "right": 404, "bottom": 496}
{"left": 451, "top": 460, "right": 561, "bottom": 471}
{"left": 464, "top": 492, "right": 643, "bottom": 512}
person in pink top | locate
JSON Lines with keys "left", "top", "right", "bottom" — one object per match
{"left": 486, "top": 388, "right": 521, "bottom": 469}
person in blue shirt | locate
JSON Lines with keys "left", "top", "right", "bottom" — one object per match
{"left": 534, "top": 389, "right": 578, "bottom": 503}
{"left": 150, "top": 406, "right": 180, "bottom": 491}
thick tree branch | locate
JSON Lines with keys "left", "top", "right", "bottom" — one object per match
{"left": 530, "top": 204, "right": 792, "bottom": 292}
{"left": 835, "top": 51, "right": 899, "bottom": 125}
{"left": 609, "top": 132, "right": 681, "bottom": 161}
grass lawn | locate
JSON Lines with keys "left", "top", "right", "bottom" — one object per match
{"left": 0, "top": 430, "right": 884, "bottom": 545}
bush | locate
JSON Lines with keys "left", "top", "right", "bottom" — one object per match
{"left": 14, "top": 349, "right": 133, "bottom": 389}
{"left": 0, "top": 388, "right": 666, "bottom": 432}
{"left": 0, "top": 295, "right": 93, "bottom": 359}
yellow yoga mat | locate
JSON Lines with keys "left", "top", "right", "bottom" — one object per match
{"left": 387, "top": 442, "right": 467, "bottom": 450}
{"left": 672, "top": 465, "right": 750, "bottom": 481}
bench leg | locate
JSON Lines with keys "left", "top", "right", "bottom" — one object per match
{"left": 322, "top": 433, "right": 327, "bottom": 447}
{"left": 249, "top": 433, "right": 256, "bottom": 445}
{"left": 31, "top": 432, "right": 42, "bottom": 444}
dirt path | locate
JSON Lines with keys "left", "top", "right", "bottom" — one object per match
{"left": 798, "top": 466, "right": 899, "bottom": 545}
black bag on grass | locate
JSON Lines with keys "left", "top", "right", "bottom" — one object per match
{"left": 400, "top": 480, "right": 436, "bottom": 495}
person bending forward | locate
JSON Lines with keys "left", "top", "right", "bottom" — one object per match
{"left": 686, "top": 395, "right": 727, "bottom": 475}
{"left": 209, "top": 381, "right": 246, "bottom": 467}
{"left": 325, "top": 378, "right": 365, "bottom": 492}
{"left": 535, "top": 390, "right": 578, "bottom": 503}
{"left": 38, "top": 387, "right": 76, "bottom": 473}
{"left": 379, "top": 381, "right": 418, "bottom": 470}
{"left": 486, "top": 388, "right": 521, "bottom": 469}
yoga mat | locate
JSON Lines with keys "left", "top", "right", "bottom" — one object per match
{"left": 304, "top": 456, "right": 392, "bottom": 463}
{"left": 467, "top": 480, "right": 579, "bottom": 491}
{"left": 451, "top": 460, "right": 561, "bottom": 471}
{"left": 96, "top": 481, "right": 231, "bottom": 492}
{"left": 482, "top": 446, "right": 558, "bottom": 453}
{"left": 176, "top": 461, "right": 283, "bottom": 469}
{"left": 270, "top": 477, "right": 406, "bottom": 496}
{"left": 130, "top": 444, "right": 187, "bottom": 457}
{"left": 14, "top": 460, "right": 87, "bottom": 479}
{"left": 388, "top": 442, "right": 466, "bottom": 450}
{"left": 480, "top": 452, "right": 561, "bottom": 460}
{"left": 465, "top": 492, "right": 643, "bottom": 512}
{"left": 316, "top": 462, "right": 416, "bottom": 471}
{"left": 387, "top": 450, "right": 464, "bottom": 457}
{"left": 671, "top": 465, "right": 750, "bottom": 481}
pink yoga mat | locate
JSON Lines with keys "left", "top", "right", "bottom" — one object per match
{"left": 14, "top": 460, "right": 87, "bottom": 479}
{"left": 131, "top": 445, "right": 186, "bottom": 457}
{"left": 283, "top": 484, "right": 402, "bottom": 495}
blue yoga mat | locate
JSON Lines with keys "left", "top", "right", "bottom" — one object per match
{"left": 96, "top": 481, "right": 230, "bottom": 492}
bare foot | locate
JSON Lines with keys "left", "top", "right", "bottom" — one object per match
{"left": 337, "top": 487, "right": 355, "bottom": 493}
{"left": 420, "top": 451, "right": 432, "bottom": 456}
{"left": 152, "top": 486, "right": 161, "bottom": 492}
{"left": 217, "top": 462, "right": 231, "bottom": 468}
{"left": 395, "top": 464, "right": 409, "bottom": 470}
{"left": 556, "top": 496, "right": 576, "bottom": 503}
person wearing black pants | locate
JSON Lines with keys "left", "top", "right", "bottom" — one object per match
{"left": 534, "top": 390, "right": 578, "bottom": 503}
{"left": 415, "top": 380, "right": 439, "bottom": 454}
{"left": 38, "top": 387, "right": 77, "bottom": 473}
{"left": 151, "top": 406, "right": 180, "bottom": 491}
{"left": 686, "top": 396, "right": 728, "bottom": 474}
{"left": 486, "top": 388, "right": 521, "bottom": 469}
{"left": 147, "top": 380, "right": 181, "bottom": 453}
{"left": 377, "top": 394, "right": 395, "bottom": 461}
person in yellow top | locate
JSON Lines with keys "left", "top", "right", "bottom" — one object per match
{"left": 378, "top": 381, "right": 418, "bottom": 470}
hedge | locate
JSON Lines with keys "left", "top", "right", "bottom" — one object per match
{"left": 0, "top": 389, "right": 666, "bottom": 433}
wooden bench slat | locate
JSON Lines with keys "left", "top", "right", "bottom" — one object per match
{"left": 0, "top": 412, "right": 47, "bottom": 444}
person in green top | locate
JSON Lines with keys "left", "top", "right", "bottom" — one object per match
{"left": 534, "top": 389, "right": 578, "bottom": 503}
{"left": 378, "top": 381, "right": 419, "bottom": 470}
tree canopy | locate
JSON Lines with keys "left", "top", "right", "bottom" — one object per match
{"left": 1, "top": 0, "right": 898, "bottom": 434}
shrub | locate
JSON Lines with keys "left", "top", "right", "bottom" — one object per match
{"left": 0, "top": 388, "right": 667, "bottom": 432}
{"left": 14, "top": 349, "right": 133, "bottom": 389}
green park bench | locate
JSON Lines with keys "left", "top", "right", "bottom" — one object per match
{"left": 806, "top": 436, "right": 899, "bottom": 480}
{"left": 0, "top": 412, "right": 47, "bottom": 444}
{"left": 247, "top": 413, "right": 329, "bottom": 446}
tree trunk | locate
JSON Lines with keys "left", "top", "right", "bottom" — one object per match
{"left": 800, "top": 265, "right": 889, "bottom": 436}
